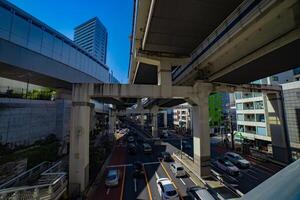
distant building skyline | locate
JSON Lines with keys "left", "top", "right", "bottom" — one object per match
{"left": 74, "top": 17, "right": 108, "bottom": 64}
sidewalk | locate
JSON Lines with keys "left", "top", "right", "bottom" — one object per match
{"left": 172, "top": 153, "right": 240, "bottom": 200}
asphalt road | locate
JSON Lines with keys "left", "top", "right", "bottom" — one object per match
{"left": 94, "top": 124, "right": 284, "bottom": 199}
{"left": 122, "top": 136, "right": 197, "bottom": 200}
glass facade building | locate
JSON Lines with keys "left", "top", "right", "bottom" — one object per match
{"left": 74, "top": 17, "right": 108, "bottom": 64}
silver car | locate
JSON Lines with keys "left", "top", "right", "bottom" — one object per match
{"left": 105, "top": 169, "right": 119, "bottom": 187}
{"left": 224, "top": 152, "right": 250, "bottom": 168}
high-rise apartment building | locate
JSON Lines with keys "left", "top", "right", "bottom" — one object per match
{"left": 234, "top": 70, "right": 294, "bottom": 152}
{"left": 74, "top": 17, "right": 108, "bottom": 64}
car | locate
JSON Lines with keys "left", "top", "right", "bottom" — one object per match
{"left": 170, "top": 163, "right": 186, "bottom": 177}
{"left": 186, "top": 186, "right": 215, "bottom": 200}
{"left": 105, "top": 169, "right": 120, "bottom": 187}
{"left": 156, "top": 178, "right": 179, "bottom": 200}
{"left": 132, "top": 161, "right": 144, "bottom": 178}
{"left": 127, "top": 136, "right": 135, "bottom": 143}
{"left": 224, "top": 152, "right": 250, "bottom": 168}
{"left": 215, "top": 158, "right": 240, "bottom": 176}
{"left": 128, "top": 143, "right": 137, "bottom": 155}
{"left": 143, "top": 143, "right": 152, "bottom": 154}
{"left": 161, "top": 130, "right": 169, "bottom": 138}
{"left": 161, "top": 152, "right": 173, "bottom": 162}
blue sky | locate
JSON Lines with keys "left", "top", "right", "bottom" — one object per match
{"left": 8, "top": 0, "right": 133, "bottom": 83}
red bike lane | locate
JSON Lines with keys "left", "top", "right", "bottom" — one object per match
{"left": 89, "top": 136, "right": 127, "bottom": 200}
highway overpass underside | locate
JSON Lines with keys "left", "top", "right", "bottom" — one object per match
{"left": 213, "top": 38, "right": 300, "bottom": 84}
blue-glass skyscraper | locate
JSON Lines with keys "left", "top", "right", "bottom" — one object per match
{"left": 74, "top": 17, "right": 108, "bottom": 64}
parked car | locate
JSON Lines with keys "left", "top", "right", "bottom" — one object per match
{"left": 170, "top": 163, "right": 186, "bottom": 177}
{"left": 105, "top": 169, "right": 120, "bottom": 187}
{"left": 186, "top": 186, "right": 215, "bottom": 200}
{"left": 128, "top": 143, "right": 137, "bottom": 155}
{"left": 215, "top": 158, "right": 240, "bottom": 176}
{"left": 161, "top": 152, "right": 173, "bottom": 162}
{"left": 224, "top": 152, "right": 250, "bottom": 168}
{"left": 143, "top": 143, "right": 152, "bottom": 154}
{"left": 156, "top": 178, "right": 179, "bottom": 200}
{"left": 161, "top": 130, "right": 169, "bottom": 138}
{"left": 132, "top": 161, "right": 144, "bottom": 178}
{"left": 127, "top": 136, "right": 135, "bottom": 143}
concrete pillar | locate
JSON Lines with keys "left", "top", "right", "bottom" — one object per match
{"left": 151, "top": 106, "right": 159, "bottom": 138}
{"left": 158, "top": 61, "right": 172, "bottom": 97}
{"left": 267, "top": 92, "right": 291, "bottom": 163}
{"left": 109, "top": 108, "right": 116, "bottom": 135}
{"left": 189, "top": 82, "right": 212, "bottom": 178}
{"left": 163, "top": 111, "right": 168, "bottom": 129}
{"left": 69, "top": 83, "right": 93, "bottom": 196}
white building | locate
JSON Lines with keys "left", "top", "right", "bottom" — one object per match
{"left": 234, "top": 70, "right": 294, "bottom": 151}
{"left": 173, "top": 103, "right": 191, "bottom": 130}
{"left": 74, "top": 17, "right": 108, "bottom": 64}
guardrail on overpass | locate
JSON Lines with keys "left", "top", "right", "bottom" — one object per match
{"left": 0, "top": 161, "right": 67, "bottom": 200}
{"left": 0, "top": 0, "right": 109, "bottom": 82}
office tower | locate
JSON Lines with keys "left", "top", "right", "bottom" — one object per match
{"left": 74, "top": 17, "right": 108, "bottom": 64}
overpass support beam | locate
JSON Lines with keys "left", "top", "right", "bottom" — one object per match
{"left": 189, "top": 82, "right": 212, "bottom": 178}
{"left": 69, "top": 83, "right": 93, "bottom": 196}
{"left": 267, "top": 92, "right": 291, "bottom": 163}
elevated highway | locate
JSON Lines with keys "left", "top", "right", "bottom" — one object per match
{"left": 0, "top": 0, "right": 109, "bottom": 90}
{"left": 129, "top": 0, "right": 300, "bottom": 86}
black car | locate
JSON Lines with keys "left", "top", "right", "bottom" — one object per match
{"left": 128, "top": 143, "right": 137, "bottom": 155}
{"left": 161, "top": 152, "right": 173, "bottom": 162}
{"left": 132, "top": 161, "right": 144, "bottom": 178}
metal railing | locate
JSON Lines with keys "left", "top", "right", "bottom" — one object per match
{"left": 0, "top": 162, "right": 51, "bottom": 189}
{"left": 0, "top": 161, "right": 67, "bottom": 200}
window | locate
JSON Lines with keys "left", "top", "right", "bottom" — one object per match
{"left": 257, "top": 127, "right": 266, "bottom": 136}
{"left": 235, "top": 92, "right": 242, "bottom": 100}
{"left": 272, "top": 76, "right": 279, "bottom": 81}
{"left": 236, "top": 103, "right": 243, "bottom": 110}
{"left": 254, "top": 101, "right": 264, "bottom": 109}
{"left": 256, "top": 114, "right": 265, "bottom": 122}
{"left": 237, "top": 114, "right": 244, "bottom": 121}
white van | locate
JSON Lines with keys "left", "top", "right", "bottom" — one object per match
{"left": 170, "top": 163, "right": 185, "bottom": 177}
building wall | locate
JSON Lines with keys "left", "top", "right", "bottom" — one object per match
{"left": 173, "top": 103, "right": 191, "bottom": 129}
{"left": 234, "top": 70, "right": 295, "bottom": 143}
{"left": 0, "top": 98, "right": 70, "bottom": 147}
{"left": 282, "top": 81, "right": 300, "bottom": 160}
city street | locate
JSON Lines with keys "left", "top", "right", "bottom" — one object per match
{"left": 90, "top": 125, "right": 285, "bottom": 199}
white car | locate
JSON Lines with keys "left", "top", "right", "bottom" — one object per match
{"left": 156, "top": 178, "right": 179, "bottom": 200}
{"left": 215, "top": 158, "right": 240, "bottom": 176}
{"left": 105, "top": 169, "right": 120, "bottom": 187}
{"left": 224, "top": 152, "right": 250, "bottom": 168}
{"left": 170, "top": 163, "right": 186, "bottom": 177}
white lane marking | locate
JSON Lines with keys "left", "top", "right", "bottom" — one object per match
{"left": 155, "top": 172, "right": 160, "bottom": 180}
{"left": 106, "top": 188, "right": 110, "bottom": 195}
{"left": 134, "top": 178, "right": 137, "bottom": 192}
{"left": 179, "top": 178, "right": 186, "bottom": 185}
